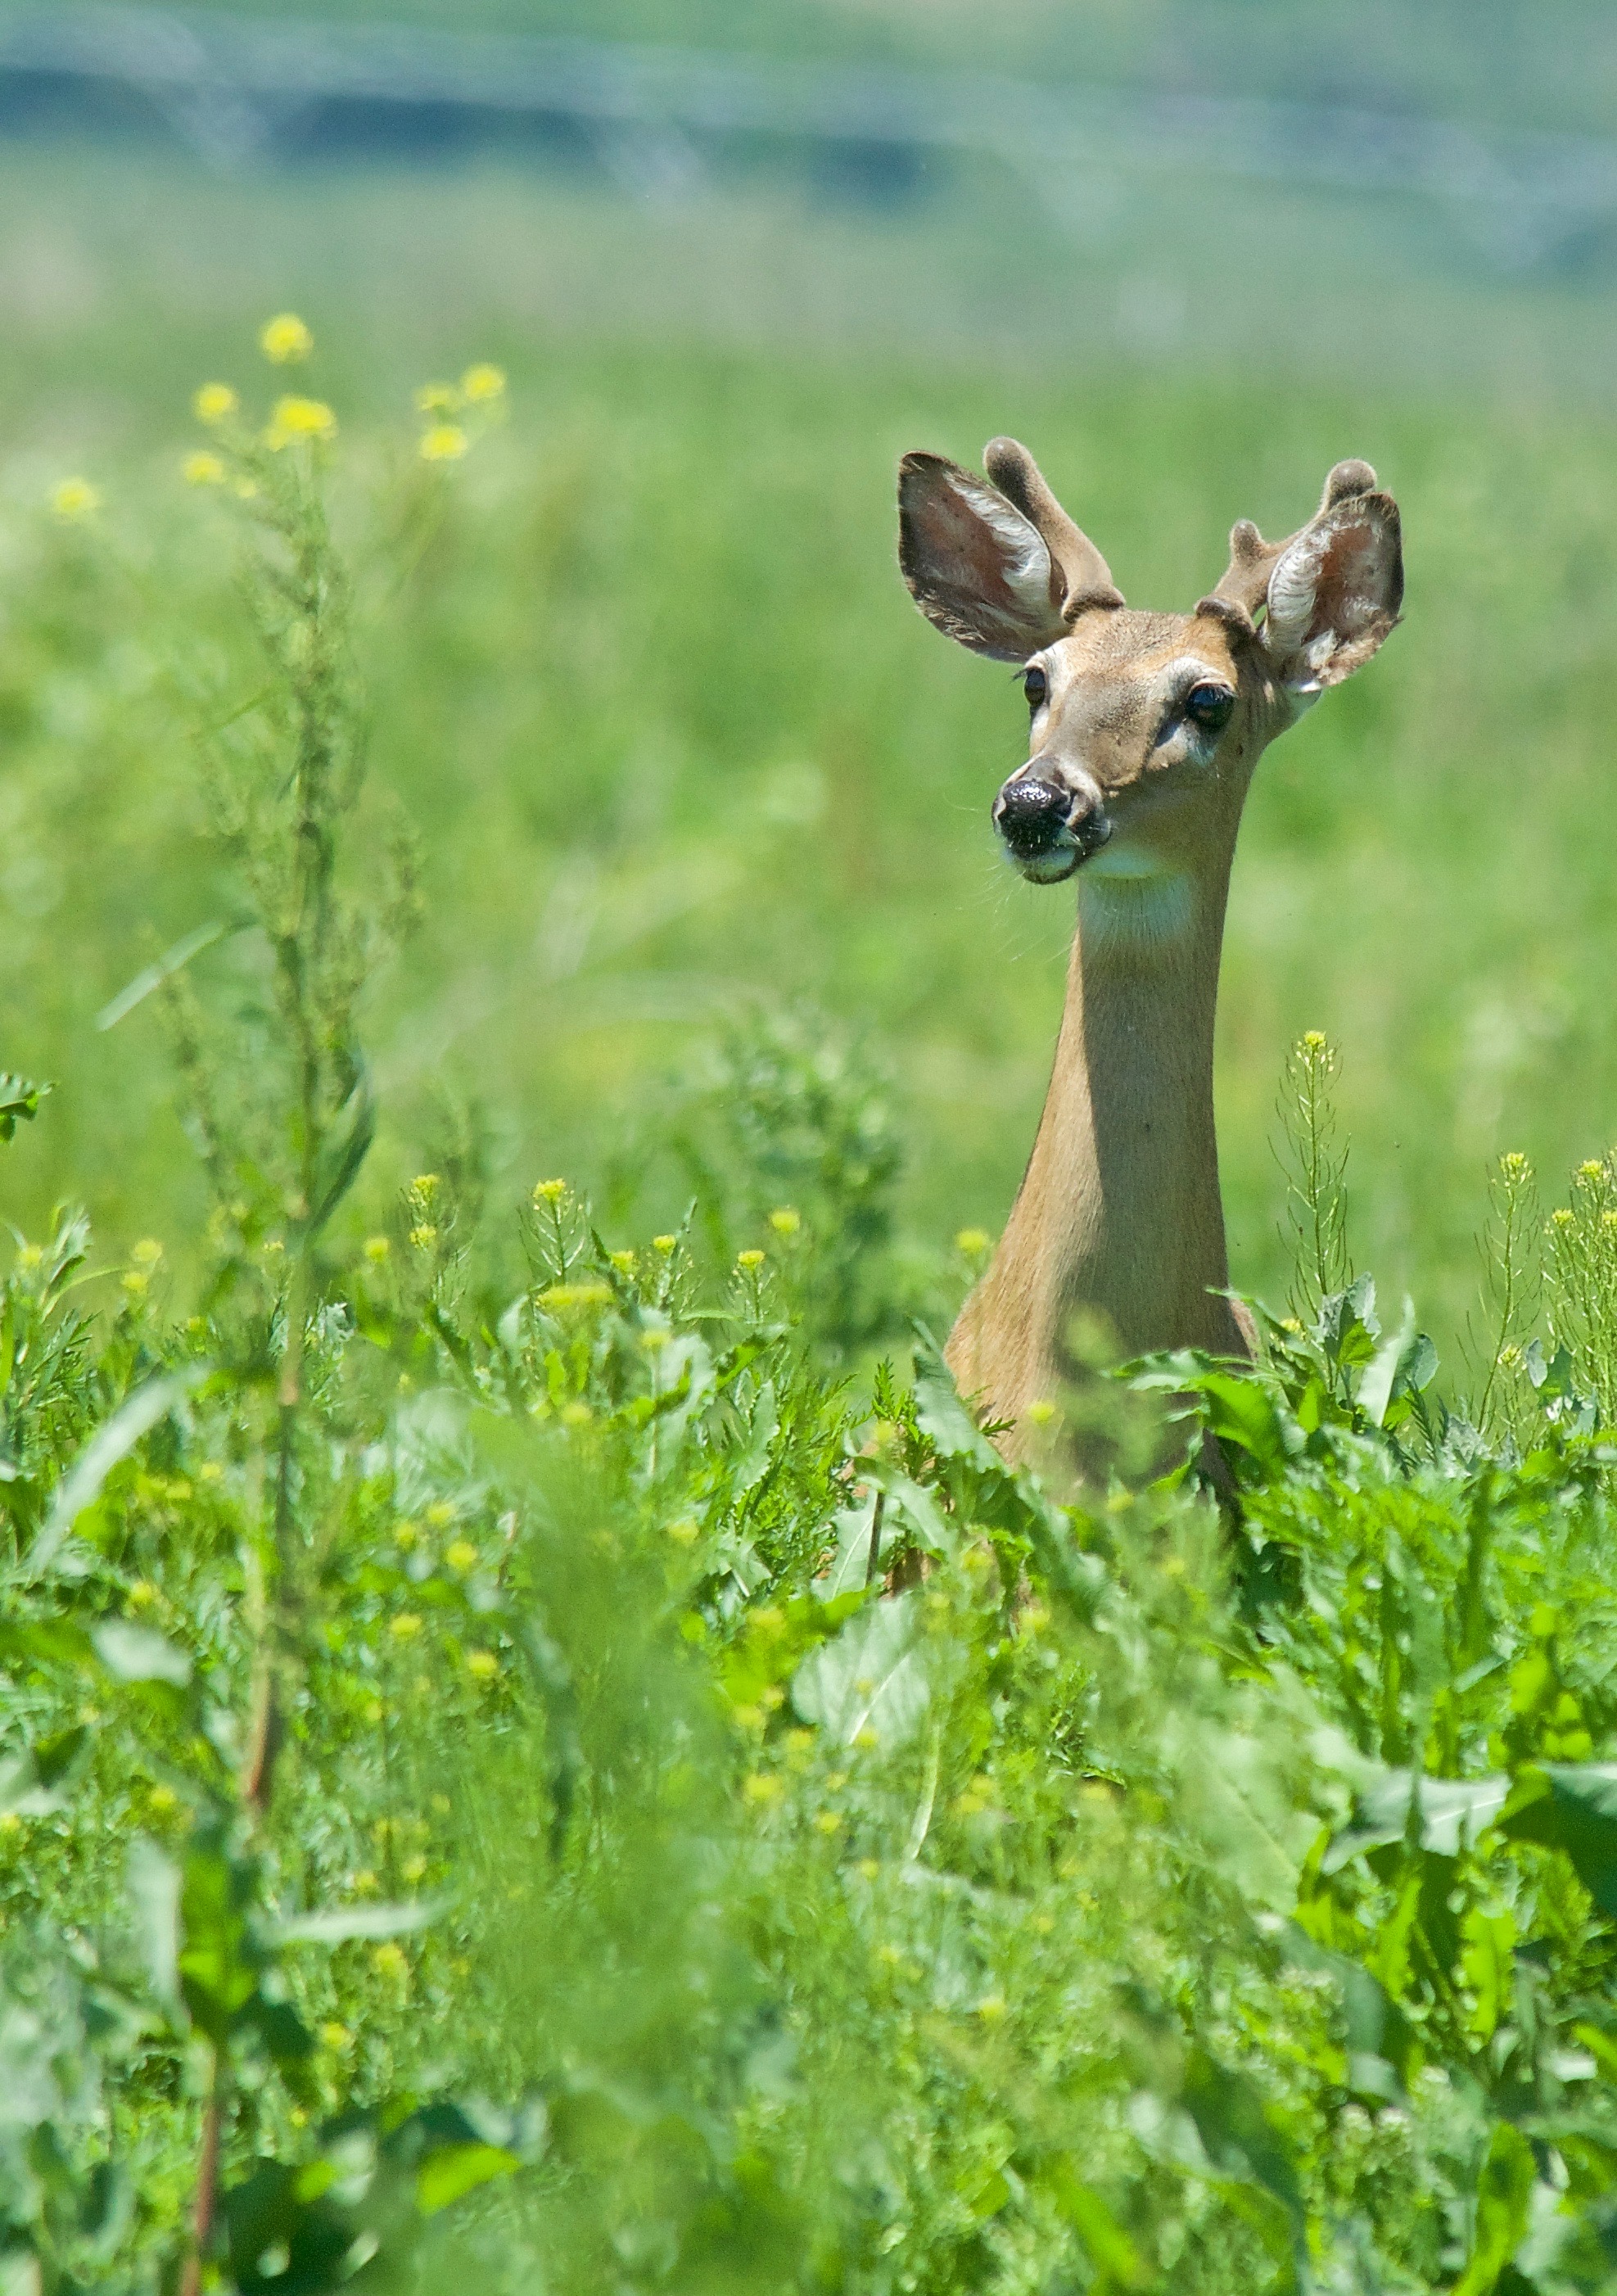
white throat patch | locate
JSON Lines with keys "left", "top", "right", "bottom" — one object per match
{"left": 1077, "top": 845, "right": 1193, "bottom": 951}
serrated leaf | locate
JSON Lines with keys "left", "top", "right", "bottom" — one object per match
{"left": 0, "top": 1073, "right": 49, "bottom": 1141}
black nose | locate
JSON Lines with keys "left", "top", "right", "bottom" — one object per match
{"left": 994, "top": 776, "right": 1068, "bottom": 854}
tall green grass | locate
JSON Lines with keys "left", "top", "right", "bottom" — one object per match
{"left": 10, "top": 299, "right": 1617, "bottom": 2296}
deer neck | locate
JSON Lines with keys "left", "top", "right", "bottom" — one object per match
{"left": 947, "top": 832, "right": 1247, "bottom": 1428}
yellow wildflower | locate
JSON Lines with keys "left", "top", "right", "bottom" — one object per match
{"left": 183, "top": 451, "right": 226, "bottom": 486}
{"left": 1579, "top": 1160, "right": 1605, "bottom": 1183}
{"left": 319, "top": 2021, "right": 352, "bottom": 2051}
{"left": 147, "top": 1784, "right": 178, "bottom": 1815}
{"left": 1552, "top": 1209, "right": 1576, "bottom": 1229}
{"left": 608, "top": 1249, "right": 636, "bottom": 1274}
{"left": 768, "top": 1208, "right": 801, "bottom": 1236}
{"left": 52, "top": 478, "right": 100, "bottom": 522}
{"left": 264, "top": 395, "right": 336, "bottom": 450}
{"left": 813, "top": 1810, "right": 842, "bottom": 1835}
{"left": 389, "top": 1613, "right": 423, "bottom": 1641}
{"left": 736, "top": 1250, "right": 766, "bottom": 1271}
{"left": 1302, "top": 1029, "right": 1328, "bottom": 1051}
{"left": 424, "top": 1500, "right": 454, "bottom": 1525}
{"left": 369, "top": 1941, "right": 409, "bottom": 1983}
{"left": 401, "top": 1853, "right": 428, "bottom": 1885}
{"left": 466, "top": 1649, "right": 499, "bottom": 1681}
{"left": 533, "top": 1178, "right": 567, "bottom": 1204}
{"left": 419, "top": 423, "right": 468, "bottom": 463}
{"left": 741, "top": 1773, "right": 784, "bottom": 1806}
{"left": 955, "top": 1227, "right": 990, "bottom": 1255}
{"left": 193, "top": 382, "right": 239, "bottom": 424}
{"left": 364, "top": 1235, "right": 390, "bottom": 1263}
{"left": 538, "top": 1282, "right": 612, "bottom": 1312}
{"left": 260, "top": 312, "right": 313, "bottom": 364}
{"left": 408, "top": 1224, "right": 437, "bottom": 1251}
{"left": 1025, "top": 1399, "right": 1056, "bottom": 1426}
{"left": 653, "top": 1233, "right": 678, "bottom": 1254}
{"left": 445, "top": 1539, "right": 479, "bottom": 1573}
{"left": 461, "top": 363, "right": 506, "bottom": 402}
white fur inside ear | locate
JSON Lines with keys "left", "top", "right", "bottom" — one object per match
{"left": 1265, "top": 527, "right": 1325, "bottom": 661}
{"left": 946, "top": 471, "right": 1055, "bottom": 616}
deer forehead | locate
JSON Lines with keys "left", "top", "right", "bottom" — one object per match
{"left": 1039, "top": 615, "right": 1242, "bottom": 734}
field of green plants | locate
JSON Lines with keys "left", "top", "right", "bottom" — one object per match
{"left": 10, "top": 133, "right": 1617, "bottom": 2292}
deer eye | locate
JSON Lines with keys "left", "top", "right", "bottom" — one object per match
{"left": 1023, "top": 665, "right": 1048, "bottom": 712}
{"left": 1184, "top": 682, "right": 1235, "bottom": 733}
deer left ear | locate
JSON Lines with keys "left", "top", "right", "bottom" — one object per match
{"left": 1262, "top": 486, "right": 1403, "bottom": 694}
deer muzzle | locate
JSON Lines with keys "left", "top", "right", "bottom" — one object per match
{"left": 993, "top": 762, "right": 1112, "bottom": 884}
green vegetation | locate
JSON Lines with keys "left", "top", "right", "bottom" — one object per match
{"left": 8, "top": 301, "right": 1617, "bottom": 2296}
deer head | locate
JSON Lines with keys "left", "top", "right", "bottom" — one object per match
{"left": 898, "top": 441, "right": 1402, "bottom": 898}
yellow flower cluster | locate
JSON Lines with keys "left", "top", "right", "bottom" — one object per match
{"left": 260, "top": 312, "right": 314, "bottom": 364}
{"left": 413, "top": 363, "right": 504, "bottom": 463}
{"left": 52, "top": 478, "right": 100, "bottom": 522}
{"left": 265, "top": 395, "right": 337, "bottom": 450}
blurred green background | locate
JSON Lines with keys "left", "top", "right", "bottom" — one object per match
{"left": 2, "top": 0, "right": 1617, "bottom": 1358}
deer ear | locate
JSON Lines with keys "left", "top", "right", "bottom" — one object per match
{"left": 1262, "top": 487, "right": 1403, "bottom": 694}
{"left": 898, "top": 451, "right": 1071, "bottom": 661}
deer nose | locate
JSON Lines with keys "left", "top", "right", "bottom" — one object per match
{"left": 993, "top": 775, "right": 1069, "bottom": 855}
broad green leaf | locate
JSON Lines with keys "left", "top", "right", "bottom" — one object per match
{"left": 1181, "top": 2046, "right": 1303, "bottom": 2230}
{"left": 1499, "top": 1763, "right": 1617, "bottom": 1914}
{"left": 126, "top": 1837, "right": 181, "bottom": 2013}
{"left": 415, "top": 2140, "right": 519, "bottom": 2216}
{"left": 911, "top": 1343, "right": 1000, "bottom": 1472}
{"left": 1195, "top": 1372, "right": 1294, "bottom": 1481}
{"left": 92, "top": 1620, "right": 192, "bottom": 1688}
{"left": 34, "top": 1368, "right": 206, "bottom": 1573}
{"left": 859, "top": 1454, "right": 957, "bottom": 1558}
{"left": 792, "top": 1591, "right": 930, "bottom": 1751}
{"left": 273, "top": 1898, "right": 447, "bottom": 1946}
{"left": 1332, "top": 1769, "right": 1511, "bottom": 1866}
{"left": 817, "top": 1491, "right": 882, "bottom": 1598}
{"left": 1453, "top": 2122, "right": 1535, "bottom": 2296}
{"left": 1041, "top": 2161, "right": 1147, "bottom": 2289}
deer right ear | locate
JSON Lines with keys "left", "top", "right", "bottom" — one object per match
{"left": 898, "top": 452, "right": 1072, "bottom": 662}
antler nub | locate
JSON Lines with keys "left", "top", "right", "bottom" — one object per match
{"left": 982, "top": 436, "right": 1124, "bottom": 615}
{"left": 1204, "top": 459, "right": 1381, "bottom": 622}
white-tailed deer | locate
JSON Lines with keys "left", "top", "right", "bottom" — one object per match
{"left": 898, "top": 439, "right": 1402, "bottom": 1444}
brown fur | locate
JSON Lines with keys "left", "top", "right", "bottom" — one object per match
{"left": 898, "top": 442, "right": 1403, "bottom": 1453}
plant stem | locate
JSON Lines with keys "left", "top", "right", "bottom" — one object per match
{"left": 179, "top": 2046, "right": 227, "bottom": 2296}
